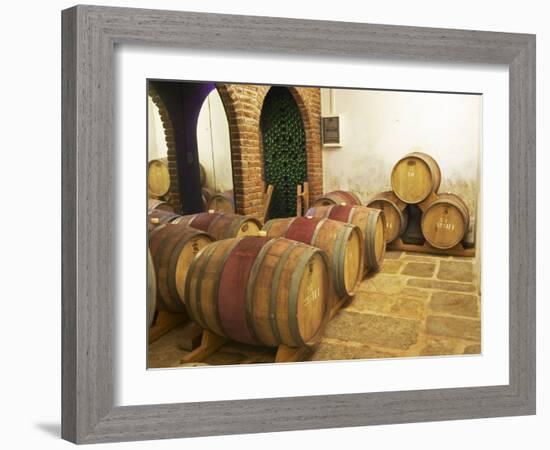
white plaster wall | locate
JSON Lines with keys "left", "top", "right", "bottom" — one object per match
{"left": 147, "top": 90, "right": 233, "bottom": 193}
{"left": 321, "top": 88, "right": 481, "bottom": 242}
{"left": 196, "top": 90, "right": 233, "bottom": 193}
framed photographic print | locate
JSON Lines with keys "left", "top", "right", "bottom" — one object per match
{"left": 62, "top": 5, "right": 536, "bottom": 444}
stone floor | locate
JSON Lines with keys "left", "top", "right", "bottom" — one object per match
{"left": 148, "top": 251, "right": 481, "bottom": 368}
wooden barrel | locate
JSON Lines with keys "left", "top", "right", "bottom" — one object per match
{"left": 201, "top": 188, "right": 214, "bottom": 211}
{"left": 186, "top": 236, "right": 331, "bottom": 347}
{"left": 263, "top": 217, "right": 363, "bottom": 298}
{"left": 312, "top": 190, "right": 362, "bottom": 207}
{"left": 147, "top": 250, "right": 157, "bottom": 327}
{"left": 421, "top": 193, "right": 470, "bottom": 249}
{"left": 366, "top": 191, "right": 409, "bottom": 243}
{"left": 207, "top": 190, "right": 235, "bottom": 213}
{"left": 147, "top": 157, "right": 170, "bottom": 197}
{"left": 147, "top": 208, "right": 180, "bottom": 231}
{"left": 149, "top": 223, "right": 213, "bottom": 312}
{"left": 305, "top": 204, "right": 385, "bottom": 273}
{"left": 391, "top": 152, "right": 441, "bottom": 204}
{"left": 173, "top": 211, "right": 262, "bottom": 240}
{"left": 148, "top": 198, "right": 174, "bottom": 212}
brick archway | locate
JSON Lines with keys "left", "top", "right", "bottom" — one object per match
{"left": 147, "top": 84, "right": 182, "bottom": 212}
{"left": 216, "top": 83, "right": 323, "bottom": 219}
{"left": 149, "top": 82, "right": 323, "bottom": 219}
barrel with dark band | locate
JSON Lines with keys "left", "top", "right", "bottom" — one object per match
{"left": 148, "top": 223, "right": 213, "bottom": 312}
{"left": 147, "top": 208, "right": 180, "bottom": 232}
{"left": 366, "top": 191, "right": 409, "bottom": 243}
{"left": 148, "top": 198, "right": 174, "bottom": 212}
{"left": 391, "top": 152, "right": 441, "bottom": 204}
{"left": 207, "top": 190, "right": 235, "bottom": 213}
{"left": 305, "top": 204, "right": 386, "bottom": 273}
{"left": 312, "top": 190, "right": 362, "bottom": 208}
{"left": 262, "top": 216, "right": 364, "bottom": 298}
{"left": 172, "top": 211, "right": 262, "bottom": 240}
{"left": 147, "top": 157, "right": 170, "bottom": 198}
{"left": 185, "top": 236, "right": 331, "bottom": 347}
{"left": 147, "top": 250, "right": 157, "bottom": 327}
{"left": 421, "top": 193, "right": 470, "bottom": 249}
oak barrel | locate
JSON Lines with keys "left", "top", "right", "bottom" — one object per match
{"left": 147, "top": 208, "right": 180, "bottom": 231}
{"left": 421, "top": 193, "right": 470, "bottom": 249}
{"left": 263, "top": 216, "right": 364, "bottom": 298}
{"left": 148, "top": 198, "right": 174, "bottom": 212}
{"left": 312, "top": 190, "right": 362, "bottom": 207}
{"left": 391, "top": 152, "right": 441, "bottom": 204}
{"left": 185, "top": 236, "right": 331, "bottom": 347}
{"left": 147, "top": 250, "right": 157, "bottom": 327}
{"left": 366, "top": 191, "right": 409, "bottom": 243}
{"left": 306, "top": 204, "right": 386, "bottom": 273}
{"left": 173, "top": 211, "right": 262, "bottom": 240}
{"left": 147, "top": 157, "right": 170, "bottom": 197}
{"left": 201, "top": 188, "right": 214, "bottom": 211}
{"left": 149, "top": 223, "right": 213, "bottom": 312}
{"left": 207, "top": 190, "right": 235, "bottom": 213}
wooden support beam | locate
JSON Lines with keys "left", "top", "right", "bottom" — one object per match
{"left": 148, "top": 310, "right": 188, "bottom": 344}
{"left": 179, "top": 330, "right": 227, "bottom": 364}
{"left": 262, "top": 184, "right": 274, "bottom": 223}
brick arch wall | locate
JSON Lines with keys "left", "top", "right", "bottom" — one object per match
{"left": 150, "top": 82, "right": 323, "bottom": 219}
{"left": 216, "top": 83, "right": 323, "bottom": 219}
{"left": 147, "top": 84, "right": 182, "bottom": 212}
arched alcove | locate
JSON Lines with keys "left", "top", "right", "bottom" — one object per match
{"left": 260, "top": 87, "right": 307, "bottom": 219}
{"left": 196, "top": 89, "right": 233, "bottom": 196}
{"left": 148, "top": 81, "right": 323, "bottom": 219}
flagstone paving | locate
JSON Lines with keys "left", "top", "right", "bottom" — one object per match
{"left": 148, "top": 250, "right": 481, "bottom": 368}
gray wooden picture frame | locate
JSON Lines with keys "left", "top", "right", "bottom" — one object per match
{"left": 61, "top": 5, "right": 536, "bottom": 444}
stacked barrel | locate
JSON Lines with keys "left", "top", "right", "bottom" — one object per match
{"left": 147, "top": 209, "right": 332, "bottom": 348}
{"left": 367, "top": 152, "right": 470, "bottom": 249}
{"left": 147, "top": 188, "right": 384, "bottom": 350}
{"left": 148, "top": 158, "right": 235, "bottom": 213}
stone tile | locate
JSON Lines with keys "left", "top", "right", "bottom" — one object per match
{"left": 407, "top": 278, "right": 476, "bottom": 293}
{"left": 325, "top": 310, "right": 420, "bottom": 350}
{"left": 401, "top": 262, "right": 436, "bottom": 278}
{"left": 430, "top": 292, "right": 479, "bottom": 318}
{"left": 148, "top": 326, "right": 189, "bottom": 368}
{"left": 437, "top": 260, "right": 475, "bottom": 283}
{"left": 205, "top": 351, "right": 273, "bottom": 365}
{"left": 359, "top": 273, "right": 404, "bottom": 295}
{"left": 401, "top": 287, "right": 431, "bottom": 300}
{"left": 308, "top": 340, "right": 395, "bottom": 361}
{"left": 384, "top": 251, "right": 403, "bottom": 260}
{"left": 347, "top": 291, "right": 394, "bottom": 314}
{"left": 380, "top": 259, "right": 404, "bottom": 274}
{"left": 426, "top": 315, "right": 481, "bottom": 341}
{"left": 404, "top": 252, "right": 435, "bottom": 258}
{"left": 463, "top": 344, "right": 482, "bottom": 354}
{"left": 390, "top": 297, "right": 426, "bottom": 319}
{"left": 420, "top": 338, "right": 459, "bottom": 356}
